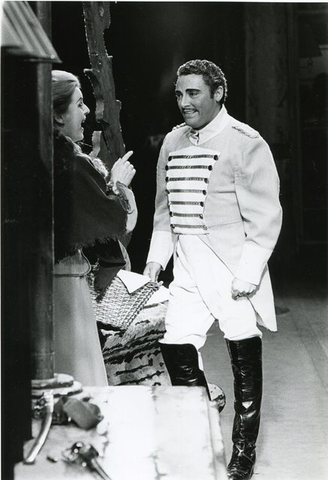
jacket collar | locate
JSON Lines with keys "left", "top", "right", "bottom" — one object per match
{"left": 188, "top": 105, "right": 230, "bottom": 145}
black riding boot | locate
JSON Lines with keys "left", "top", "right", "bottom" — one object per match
{"left": 160, "top": 343, "right": 211, "bottom": 397}
{"left": 226, "top": 337, "right": 263, "bottom": 480}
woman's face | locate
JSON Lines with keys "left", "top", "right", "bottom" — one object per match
{"left": 62, "top": 87, "right": 90, "bottom": 142}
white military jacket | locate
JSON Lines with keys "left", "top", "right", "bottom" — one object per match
{"left": 147, "top": 106, "right": 282, "bottom": 329}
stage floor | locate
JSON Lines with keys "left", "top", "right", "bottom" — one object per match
{"left": 202, "top": 279, "right": 328, "bottom": 480}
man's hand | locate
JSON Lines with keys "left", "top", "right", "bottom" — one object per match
{"left": 231, "top": 277, "right": 257, "bottom": 300}
{"left": 143, "top": 262, "right": 162, "bottom": 282}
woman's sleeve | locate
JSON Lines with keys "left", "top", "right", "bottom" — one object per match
{"left": 109, "top": 182, "right": 138, "bottom": 233}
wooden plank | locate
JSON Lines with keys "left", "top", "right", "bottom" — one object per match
{"left": 82, "top": 2, "right": 125, "bottom": 169}
{"left": 15, "top": 386, "right": 228, "bottom": 480}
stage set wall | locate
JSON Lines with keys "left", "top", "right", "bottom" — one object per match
{"left": 51, "top": 1, "right": 328, "bottom": 285}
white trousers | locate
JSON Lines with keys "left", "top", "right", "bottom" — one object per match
{"left": 161, "top": 236, "right": 262, "bottom": 353}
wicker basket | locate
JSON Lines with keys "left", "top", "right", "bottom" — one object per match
{"left": 89, "top": 272, "right": 160, "bottom": 332}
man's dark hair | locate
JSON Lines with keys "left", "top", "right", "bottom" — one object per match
{"left": 177, "top": 59, "right": 228, "bottom": 104}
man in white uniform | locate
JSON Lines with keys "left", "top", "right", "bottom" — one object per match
{"left": 144, "top": 59, "right": 282, "bottom": 480}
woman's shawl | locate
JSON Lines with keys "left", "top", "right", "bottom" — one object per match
{"left": 54, "top": 132, "right": 128, "bottom": 262}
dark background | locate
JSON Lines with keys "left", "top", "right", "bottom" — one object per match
{"left": 51, "top": 1, "right": 327, "bottom": 284}
{"left": 51, "top": 2, "right": 251, "bottom": 280}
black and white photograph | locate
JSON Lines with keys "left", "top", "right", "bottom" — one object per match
{"left": 1, "top": 2, "right": 328, "bottom": 479}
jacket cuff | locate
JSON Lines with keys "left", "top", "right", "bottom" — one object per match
{"left": 146, "top": 231, "right": 175, "bottom": 270}
{"left": 235, "top": 243, "right": 273, "bottom": 285}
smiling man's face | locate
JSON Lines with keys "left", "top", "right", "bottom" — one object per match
{"left": 175, "top": 74, "right": 223, "bottom": 130}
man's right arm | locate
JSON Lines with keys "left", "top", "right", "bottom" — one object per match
{"left": 143, "top": 139, "right": 175, "bottom": 277}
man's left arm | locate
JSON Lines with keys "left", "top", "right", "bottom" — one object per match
{"left": 234, "top": 137, "right": 283, "bottom": 287}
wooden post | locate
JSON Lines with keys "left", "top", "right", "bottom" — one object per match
{"left": 82, "top": 2, "right": 133, "bottom": 249}
{"left": 29, "top": 2, "right": 82, "bottom": 397}
{"left": 32, "top": 6, "right": 56, "bottom": 379}
{"left": 82, "top": 2, "right": 126, "bottom": 169}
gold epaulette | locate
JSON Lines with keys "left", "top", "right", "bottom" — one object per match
{"left": 232, "top": 123, "right": 260, "bottom": 139}
{"left": 171, "top": 122, "right": 187, "bottom": 131}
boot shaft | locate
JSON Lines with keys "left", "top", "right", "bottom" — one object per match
{"left": 160, "top": 343, "right": 210, "bottom": 396}
{"left": 226, "top": 337, "right": 263, "bottom": 444}
{"left": 226, "top": 337, "right": 263, "bottom": 479}
{"left": 226, "top": 337, "right": 262, "bottom": 403}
